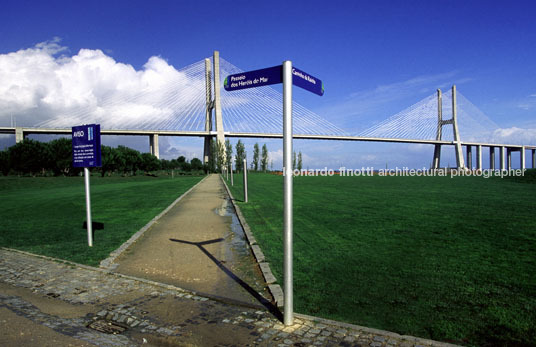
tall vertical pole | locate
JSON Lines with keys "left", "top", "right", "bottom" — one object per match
{"left": 500, "top": 146, "right": 505, "bottom": 171}
{"left": 243, "top": 158, "right": 248, "bottom": 203}
{"left": 432, "top": 89, "right": 442, "bottom": 169}
{"left": 466, "top": 146, "right": 472, "bottom": 169}
{"left": 230, "top": 163, "right": 234, "bottom": 186}
{"left": 203, "top": 58, "right": 213, "bottom": 164}
{"left": 84, "top": 168, "right": 93, "bottom": 247}
{"left": 213, "top": 51, "right": 226, "bottom": 157}
{"left": 520, "top": 146, "right": 526, "bottom": 170}
{"left": 490, "top": 147, "right": 496, "bottom": 170}
{"left": 149, "top": 134, "right": 159, "bottom": 159}
{"left": 532, "top": 149, "right": 535, "bottom": 169}
{"left": 452, "top": 85, "right": 465, "bottom": 169}
{"left": 282, "top": 60, "right": 293, "bottom": 326}
{"left": 477, "top": 145, "right": 482, "bottom": 170}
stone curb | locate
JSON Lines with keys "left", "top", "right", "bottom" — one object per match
{"left": 220, "top": 175, "right": 284, "bottom": 308}
{"left": 99, "top": 175, "right": 209, "bottom": 270}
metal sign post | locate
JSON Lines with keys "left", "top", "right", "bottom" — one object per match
{"left": 282, "top": 60, "right": 293, "bottom": 326}
{"left": 230, "top": 163, "right": 234, "bottom": 186}
{"left": 224, "top": 61, "right": 323, "bottom": 326}
{"left": 72, "top": 124, "right": 102, "bottom": 247}
{"left": 84, "top": 167, "right": 93, "bottom": 247}
{"left": 243, "top": 158, "right": 248, "bottom": 203}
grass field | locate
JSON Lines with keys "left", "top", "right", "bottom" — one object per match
{"left": 227, "top": 171, "right": 536, "bottom": 346}
{"left": 0, "top": 174, "right": 204, "bottom": 266}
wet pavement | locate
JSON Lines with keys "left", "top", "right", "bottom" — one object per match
{"left": 111, "top": 174, "right": 271, "bottom": 308}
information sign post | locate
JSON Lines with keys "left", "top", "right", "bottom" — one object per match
{"left": 225, "top": 62, "right": 323, "bottom": 326}
{"left": 72, "top": 124, "right": 102, "bottom": 247}
{"left": 282, "top": 61, "right": 294, "bottom": 325}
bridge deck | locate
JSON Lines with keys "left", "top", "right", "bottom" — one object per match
{"left": 0, "top": 127, "right": 534, "bottom": 150}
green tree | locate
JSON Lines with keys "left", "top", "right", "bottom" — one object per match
{"left": 8, "top": 139, "right": 49, "bottom": 175}
{"left": 208, "top": 139, "right": 217, "bottom": 173}
{"left": 261, "top": 144, "right": 269, "bottom": 172}
{"left": 160, "top": 159, "right": 171, "bottom": 170}
{"left": 297, "top": 151, "right": 303, "bottom": 171}
{"left": 216, "top": 140, "right": 225, "bottom": 173}
{"left": 252, "top": 143, "right": 259, "bottom": 171}
{"left": 116, "top": 145, "right": 141, "bottom": 175}
{"left": 190, "top": 157, "right": 203, "bottom": 171}
{"left": 0, "top": 150, "right": 9, "bottom": 176}
{"left": 100, "top": 145, "right": 118, "bottom": 177}
{"left": 235, "top": 140, "right": 246, "bottom": 172}
{"left": 141, "top": 152, "right": 160, "bottom": 173}
{"left": 293, "top": 151, "right": 297, "bottom": 170}
{"left": 48, "top": 138, "right": 72, "bottom": 176}
{"left": 170, "top": 159, "right": 179, "bottom": 170}
{"left": 225, "top": 139, "right": 233, "bottom": 169}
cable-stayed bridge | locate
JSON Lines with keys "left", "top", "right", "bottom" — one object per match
{"left": 0, "top": 51, "right": 534, "bottom": 170}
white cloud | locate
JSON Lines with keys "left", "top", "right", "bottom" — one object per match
{"left": 491, "top": 127, "right": 536, "bottom": 145}
{"left": 0, "top": 39, "right": 203, "bottom": 130}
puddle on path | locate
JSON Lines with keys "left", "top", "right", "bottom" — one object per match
{"left": 213, "top": 198, "right": 270, "bottom": 301}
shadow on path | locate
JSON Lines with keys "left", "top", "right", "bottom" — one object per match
{"left": 169, "top": 238, "right": 283, "bottom": 321}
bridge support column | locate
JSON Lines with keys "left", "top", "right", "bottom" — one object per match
{"left": 466, "top": 145, "right": 472, "bottom": 169}
{"left": 532, "top": 149, "right": 535, "bottom": 169}
{"left": 476, "top": 145, "right": 482, "bottom": 170}
{"left": 15, "top": 127, "right": 25, "bottom": 143}
{"left": 520, "top": 146, "right": 525, "bottom": 170}
{"left": 149, "top": 134, "right": 159, "bottom": 159}
{"left": 204, "top": 58, "right": 213, "bottom": 164}
{"left": 507, "top": 148, "right": 512, "bottom": 170}
{"left": 432, "top": 145, "right": 441, "bottom": 169}
{"left": 500, "top": 146, "right": 505, "bottom": 171}
{"left": 213, "top": 51, "right": 226, "bottom": 157}
{"left": 432, "top": 89, "right": 442, "bottom": 170}
{"left": 490, "top": 147, "right": 495, "bottom": 170}
{"left": 452, "top": 86, "right": 465, "bottom": 169}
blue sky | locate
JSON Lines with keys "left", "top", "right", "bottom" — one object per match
{"left": 1, "top": 0, "right": 535, "bottom": 168}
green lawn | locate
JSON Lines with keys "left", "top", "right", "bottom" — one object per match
{"left": 0, "top": 174, "right": 204, "bottom": 266}
{"left": 227, "top": 171, "right": 536, "bottom": 346}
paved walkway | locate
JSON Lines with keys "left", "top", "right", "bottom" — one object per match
{"left": 0, "top": 174, "right": 458, "bottom": 347}
{"left": 112, "top": 174, "right": 270, "bottom": 307}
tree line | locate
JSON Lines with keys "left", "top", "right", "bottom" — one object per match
{"left": 0, "top": 138, "right": 304, "bottom": 176}
{"left": 0, "top": 138, "right": 204, "bottom": 177}
{"left": 208, "top": 139, "right": 271, "bottom": 173}
{"left": 207, "top": 139, "right": 303, "bottom": 173}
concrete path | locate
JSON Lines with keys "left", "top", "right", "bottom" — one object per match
{"left": 112, "top": 174, "right": 270, "bottom": 308}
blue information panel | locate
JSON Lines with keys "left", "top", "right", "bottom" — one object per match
{"left": 224, "top": 64, "right": 323, "bottom": 96}
{"left": 224, "top": 65, "right": 282, "bottom": 92}
{"left": 72, "top": 124, "right": 102, "bottom": 168}
{"left": 291, "top": 67, "right": 324, "bottom": 96}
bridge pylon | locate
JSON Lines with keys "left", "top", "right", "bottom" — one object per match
{"left": 203, "top": 51, "right": 226, "bottom": 165}
{"left": 432, "top": 85, "right": 465, "bottom": 169}
{"left": 203, "top": 58, "right": 213, "bottom": 164}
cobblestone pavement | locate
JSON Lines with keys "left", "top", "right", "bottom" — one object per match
{"left": 0, "top": 248, "right": 459, "bottom": 347}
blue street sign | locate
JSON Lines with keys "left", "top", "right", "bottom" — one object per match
{"left": 291, "top": 67, "right": 324, "bottom": 96}
{"left": 224, "top": 65, "right": 282, "bottom": 92}
{"left": 72, "top": 124, "right": 102, "bottom": 167}
{"left": 224, "top": 64, "right": 323, "bottom": 96}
